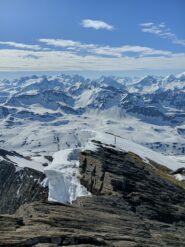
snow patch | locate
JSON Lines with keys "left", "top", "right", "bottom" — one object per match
{"left": 40, "top": 177, "right": 48, "bottom": 188}
{"left": 44, "top": 148, "right": 90, "bottom": 204}
{"left": 174, "top": 174, "right": 185, "bottom": 181}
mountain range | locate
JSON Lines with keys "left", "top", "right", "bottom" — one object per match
{"left": 0, "top": 72, "right": 185, "bottom": 157}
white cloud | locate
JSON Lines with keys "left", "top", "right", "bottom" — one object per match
{"left": 140, "top": 22, "right": 185, "bottom": 46}
{"left": 92, "top": 45, "right": 172, "bottom": 57}
{"left": 0, "top": 48, "right": 185, "bottom": 72}
{"left": 0, "top": 38, "right": 184, "bottom": 72}
{"left": 81, "top": 19, "right": 114, "bottom": 30}
{"left": 140, "top": 22, "right": 154, "bottom": 27}
{"left": 0, "top": 41, "right": 41, "bottom": 50}
{"left": 39, "top": 38, "right": 172, "bottom": 57}
{"left": 39, "top": 39, "right": 81, "bottom": 47}
{"left": 39, "top": 38, "right": 96, "bottom": 50}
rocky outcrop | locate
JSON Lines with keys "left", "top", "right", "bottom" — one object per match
{"left": 0, "top": 143, "right": 185, "bottom": 246}
{"left": 0, "top": 159, "right": 48, "bottom": 214}
{"left": 79, "top": 141, "right": 185, "bottom": 224}
{"left": 0, "top": 197, "right": 185, "bottom": 246}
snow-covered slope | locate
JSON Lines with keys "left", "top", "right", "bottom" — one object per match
{"left": 0, "top": 73, "right": 184, "bottom": 156}
{"left": 86, "top": 131, "right": 184, "bottom": 170}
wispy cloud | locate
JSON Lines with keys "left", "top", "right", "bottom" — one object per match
{"left": 39, "top": 38, "right": 172, "bottom": 57}
{"left": 81, "top": 19, "right": 114, "bottom": 30}
{"left": 39, "top": 38, "right": 96, "bottom": 49}
{"left": 91, "top": 45, "right": 172, "bottom": 57}
{"left": 0, "top": 41, "right": 41, "bottom": 50}
{"left": 140, "top": 22, "right": 185, "bottom": 46}
{"left": 140, "top": 22, "right": 154, "bottom": 27}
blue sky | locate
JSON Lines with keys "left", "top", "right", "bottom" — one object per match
{"left": 0, "top": 0, "right": 185, "bottom": 77}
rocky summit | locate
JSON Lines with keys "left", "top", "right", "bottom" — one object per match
{"left": 0, "top": 142, "right": 185, "bottom": 246}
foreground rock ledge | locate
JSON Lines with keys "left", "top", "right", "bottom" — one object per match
{"left": 0, "top": 142, "right": 185, "bottom": 246}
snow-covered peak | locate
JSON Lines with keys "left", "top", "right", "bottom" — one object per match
{"left": 136, "top": 75, "right": 158, "bottom": 86}
{"left": 128, "top": 75, "right": 160, "bottom": 93}
{"left": 177, "top": 72, "right": 185, "bottom": 81}
{"left": 164, "top": 74, "right": 177, "bottom": 83}
{"left": 97, "top": 76, "right": 125, "bottom": 90}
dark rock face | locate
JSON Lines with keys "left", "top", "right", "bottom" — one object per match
{"left": 171, "top": 167, "right": 185, "bottom": 175}
{"left": 79, "top": 142, "right": 185, "bottom": 224}
{"left": 0, "top": 143, "right": 185, "bottom": 246}
{"left": 0, "top": 160, "right": 48, "bottom": 214}
{"left": 0, "top": 148, "right": 23, "bottom": 158}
